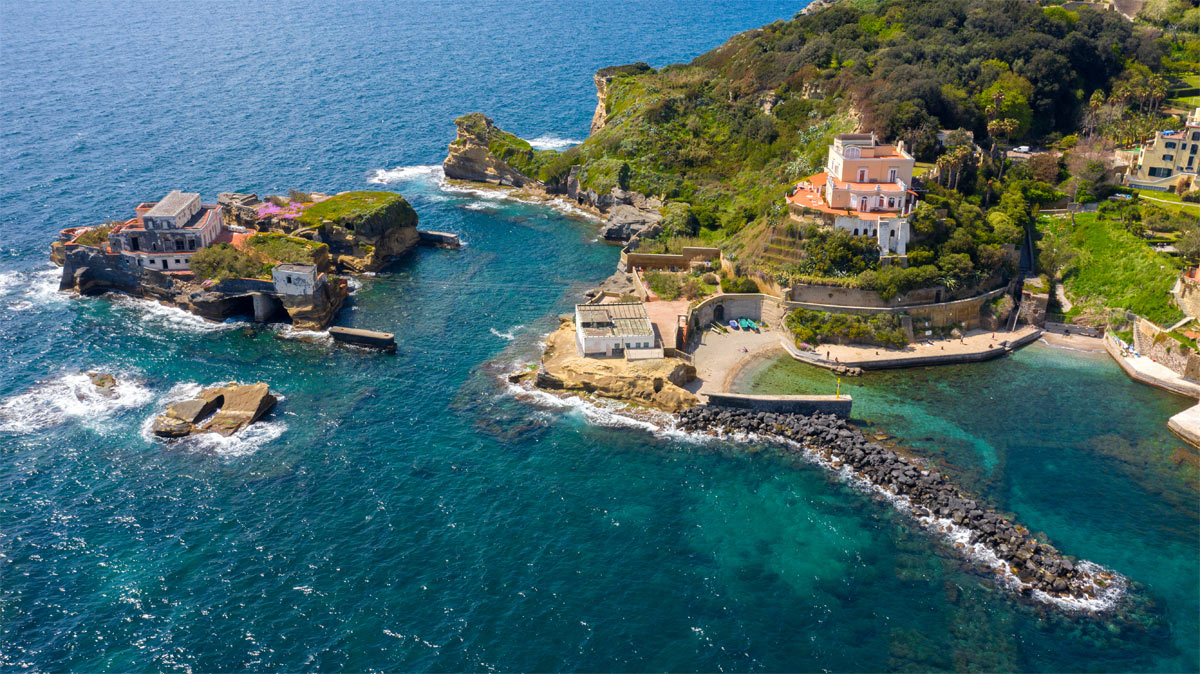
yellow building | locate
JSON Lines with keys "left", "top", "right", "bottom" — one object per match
{"left": 1125, "top": 108, "right": 1200, "bottom": 191}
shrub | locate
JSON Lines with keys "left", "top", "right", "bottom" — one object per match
{"left": 645, "top": 271, "right": 683, "bottom": 300}
{"left": 702, "top": 272, "right": 719, "bottom": 285}
{"left": 720, "top": 276, "right": 760, "bottom": 293}
{"left": 74, "top": 224, "right": 115, "bottom": 247}
{"left": 1183, "top": 190, "right": 1200, "bottom": 203}
{"left": 784, "top": 308, "right": 909, "bottom": 348}
{"left": 189, "top": 244, "right": 268, "bottom": 281}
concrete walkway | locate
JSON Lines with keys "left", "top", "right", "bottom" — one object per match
{"left": 1103, "top": 334, "right": 1200, "bottom": 398}
{"left": 787, "top": 326, "right": 1042, "bottom": 370}
{"left": 1104, "top": 334, "right": 1200, "bottom": 449}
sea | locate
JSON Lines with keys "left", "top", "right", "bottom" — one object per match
{"left": 1, "top": 1, "right": 1197, "bottom": 671}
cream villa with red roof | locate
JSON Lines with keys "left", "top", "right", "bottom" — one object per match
{"left": 786, "top": 133, "right": 917, "bottom": 257}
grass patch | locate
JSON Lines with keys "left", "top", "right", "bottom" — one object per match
{"left": 74, "top": 225, "right": 113, "bottom": 247}
{"left": 295, "top": 191, "right": 405, "bottom": 228}
{"left": 1044, "top": 212, "right": 1184, "bottom": 325}
{"left": 246, "top": 233, "right": 326, "bottom": 265}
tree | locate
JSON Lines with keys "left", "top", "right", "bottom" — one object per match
{"left": 1037, "top": 224, "right": 1076, "bottom": 280}
{"left": 1177, "top": 226, "right": 1200, "bottom": 262}
{"left": 978, "top": 73, "right": 1035, "bottom": 137}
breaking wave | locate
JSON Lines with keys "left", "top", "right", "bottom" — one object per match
{"left": 0, "top": 371, "right": 155, "bottom": 434}
{"left": 111, "top": 296, "right": 248, "bottom": 334}
{"left": 528, "top": 135, "right": 582, "bottom": 151}
{"left": 489, "top": 324, "right": 523, "bottom": 341}
{"left": 365, "top": 164, "right": 600, "bottom": 221}
{"left": 366, "top": 164, "right": 443, "bottom": 185}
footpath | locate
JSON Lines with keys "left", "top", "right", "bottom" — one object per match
{"left": 781, "top": 326, "right": 1043, "bottom": 371}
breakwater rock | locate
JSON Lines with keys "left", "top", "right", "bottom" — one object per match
{"left": 676, "top": 405, "right": 1126, "bottom": 610}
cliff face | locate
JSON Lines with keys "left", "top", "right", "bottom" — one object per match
{"left": 534, "top": 318, "right": 697, "bottom": 413}
{"left": 443, "top": 113, "right": 539, "bottom": 187}
{"left": 281, "top": 277, "right": 348, "bottom": 331}
{"left": 589, "top": 63, "right": 652, "bottom": 135}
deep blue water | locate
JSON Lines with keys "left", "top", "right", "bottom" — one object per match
{"left": 1, "top": 1, "right": 1198, "bottom": 671}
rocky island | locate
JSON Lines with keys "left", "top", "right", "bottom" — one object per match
{"left": 51, "top": 189, "right": 425, "bottom": 330}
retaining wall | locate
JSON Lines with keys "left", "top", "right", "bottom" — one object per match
{"left": 705, "top": 392, "right": 852, "bottom": 417}
{"left": 1132, "top": 317, "right": 1200, "bottom": 378}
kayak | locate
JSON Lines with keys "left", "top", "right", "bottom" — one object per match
{"left": 746, "top": 319, "right": 759, "bottom": 331}
{"left": 738, "top": 318, "right": 752, "bottom": 330}
{"left": 728, "top": 320, "right": 740, "bottom": 330}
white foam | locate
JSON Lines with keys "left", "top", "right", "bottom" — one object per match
{"left": 528, "top": 135, "right": 582, "bottom": 151}
{"left": 0, "top": 372, "right": 155, "bottom": 434}
{"left": 274, "top": 324, "right": 332, "bottom": 345}
{"left": 366, "top": 164, "right": 601, "bottom": 222}
{"left": 111, "top": 295, "right": 248, "bottom": 334}
{"left": 366, "top": 164, "right": 444, "bottom": 185}
{"left": 463, "top": 201, "right": 492, "bottom": 211}
{"left": 0, "top": 269, "right": 21, "bottom": 295}
{"left": 489, "top": 324, "right": 523, "bottom": 341}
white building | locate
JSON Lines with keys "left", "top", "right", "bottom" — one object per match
{"left": 272, "top": 264, "right": 321, "bottom": 295}
{"left": 574, "top": 302, "right": 658, "bottom": 358}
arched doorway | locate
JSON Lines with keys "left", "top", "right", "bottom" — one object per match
{"left": 714, "top": 304, "right": 725, "bottom": 322}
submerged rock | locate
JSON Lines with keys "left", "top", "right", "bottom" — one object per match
{"left": 86, "top": 372, "right": 117, "bottom": 398}
{"left": 152, "top": 383, "right": 277, "bottom": 439}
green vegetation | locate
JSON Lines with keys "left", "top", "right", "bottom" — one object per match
{"left": 188, "top": 244, "right": 270, "bottom": 282}
{"left": 246, "top": 233, "right": 326, "bottom": 265}
{"left": 785, "top": 308, "right": 908, "bottom": 348}
{"left": 1040, "top": 212, "right": 1184, "bottom": 325}
{"left": 719, "top": 276, "right": 760, "bottom": 294}
{"left": 644, "top": 271, "right": 683, "bottom": 300}
{"left": 295, "top": 191, "right": 407, "bottom": 228}
{"left": 74, "top": 224, "right": 115, "bottom": 247}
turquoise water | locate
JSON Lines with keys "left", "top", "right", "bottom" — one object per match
{"left": 1, "top": 1, "right": 1198, "bottom": 670}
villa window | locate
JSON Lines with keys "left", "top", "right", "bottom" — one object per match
{"left": 888, "top": 168, "right": 897, "bottom": 182}
{"left": 1166, "top": 142, "right": 1177, "bottom": 149}
{"left": 857, "top": 168, "right": 868, "bottom": 182}
{"left": 853, "top": 228, "right": 859, "bottom": 236}
{"left": 1164, "top": 154, "right": 1175, "bottom": 162}
{"left": 887, "top": 197, "right": 895, "bottom": 208}
{"left": 174, "top": 240, "right": 183, "bottom": 251}
{"left": 188, "top": 239, "right": 195, "bottom": 250}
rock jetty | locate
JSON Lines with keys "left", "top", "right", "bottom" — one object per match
{"left": 676, "top": 405, "right": 1123, "bottom": 608}
{"left": 152, "top": 383, "right": 277, "bottom": 438}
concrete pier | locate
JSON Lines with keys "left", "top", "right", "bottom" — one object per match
{"left": 705, "top": 392, "right": 852, "bottom": 417}
{"left": 417, "top": 230, "right": 462, "bottom": 247}
{"left": 329, "top": 326, "right": 396, "bottom": 352}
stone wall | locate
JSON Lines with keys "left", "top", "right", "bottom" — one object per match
{"left": 690, "top": 294, "right": 788, "bottom": 333}
{"left": 621, "top": 247, "right": 720, "bottom": 272}
{"left": 789, "top": 283, "right": 941, "bottom": 308}
{"left": 705, "top": 392, "right": 852, "bottom": 417}
{"left": 1132, "top": 317, "right": 1200, "bottom": 378}
{"left": 1174, "top": 273, "right": 1200, "bottom": 319}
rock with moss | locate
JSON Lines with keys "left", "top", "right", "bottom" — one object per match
{"left": 443, "top": 113, "right": 546, "bottom": 187}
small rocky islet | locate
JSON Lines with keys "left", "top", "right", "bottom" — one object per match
{"left": 675, "top": 404, "right": 1122, "bottom": 607}
{"left": 151, "top": 382, "right": 277, "bottom": 439}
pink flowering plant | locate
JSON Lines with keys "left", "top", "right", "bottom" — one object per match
{"left": 256, "top": 201, "right": 311, "bottom": 220}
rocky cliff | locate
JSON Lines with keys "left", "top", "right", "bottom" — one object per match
{"left": 589, "top": 63, "right": 653, "bottom": 135}
{"left": 533, "top": 318, "right": 697, "bottom": 412}
{"left": 443, "top": 113, "right": 540, "bottom": 187}
{"left": 442, "top": 114, "right": 665, "bottom": 243}
{"left": 218, "top": 190, "right": 420, "bottom": 274}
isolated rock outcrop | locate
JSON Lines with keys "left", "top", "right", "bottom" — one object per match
{"left": 534, "top": 318, "right": 697, "bottom": 412}
{"left": 152, "top": 382, "right": 277, "bottom": 438}
{"left": 590, "top": 63, "right": 653, "bottom": 134}
{"left": 443, "top": 113, "right": 538, "bottom": 187}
